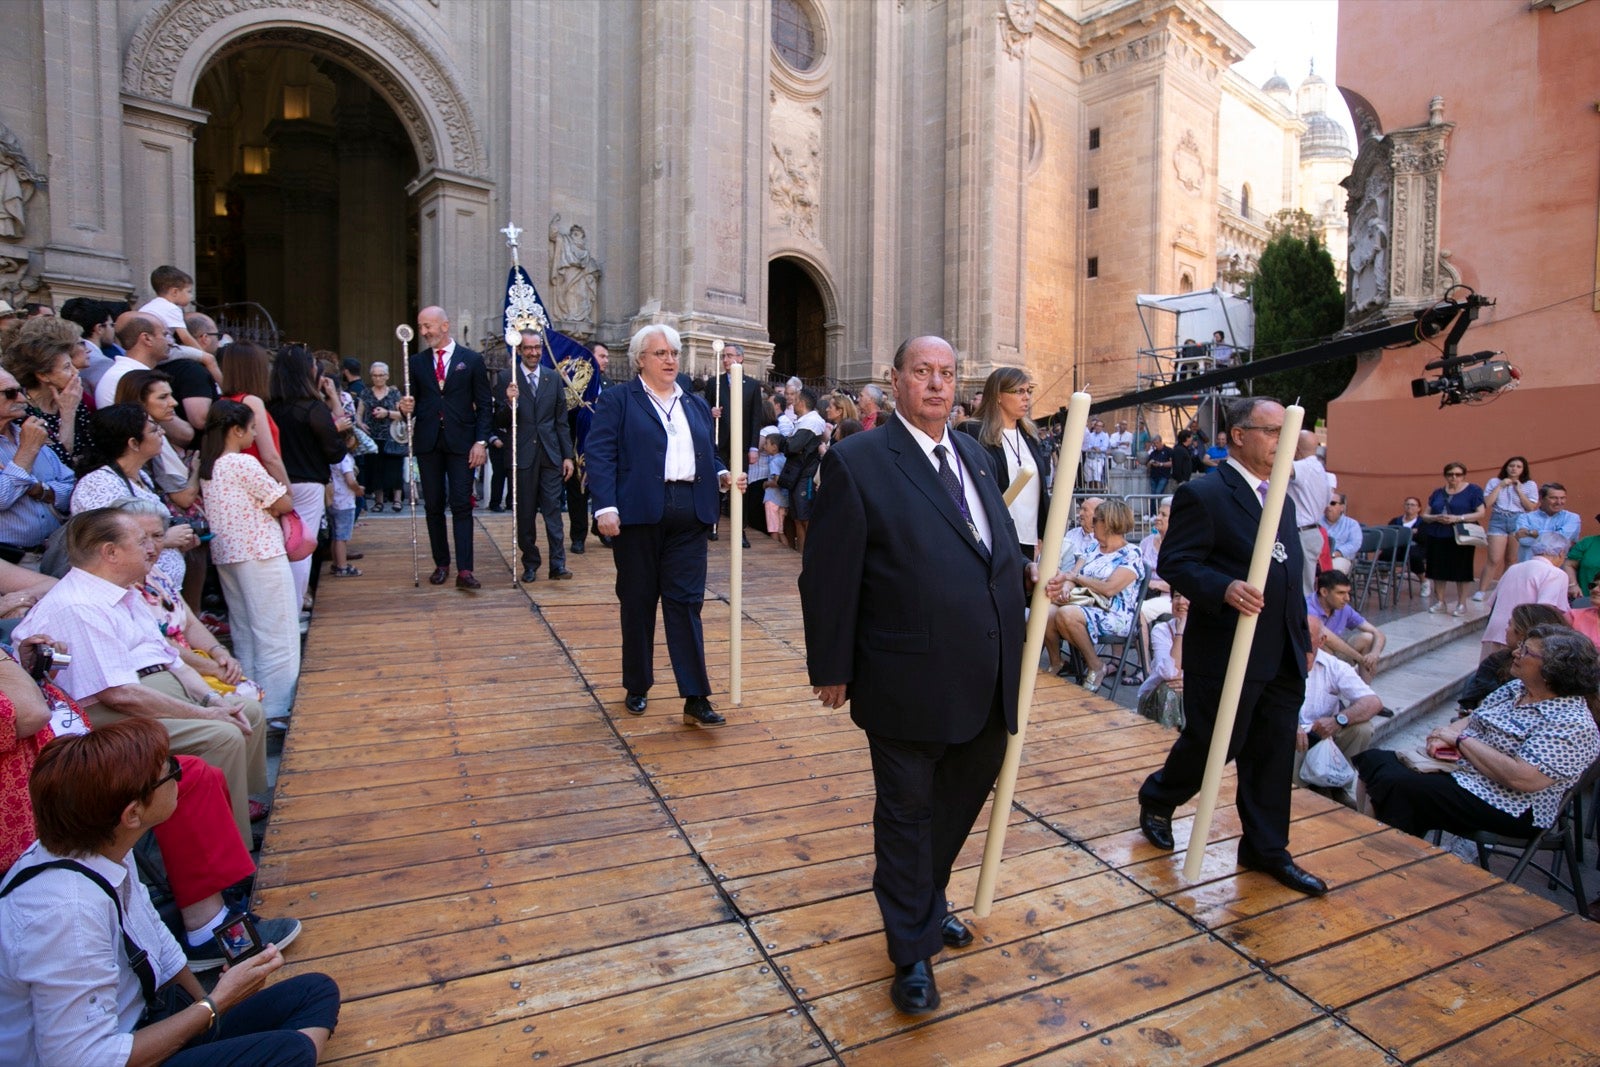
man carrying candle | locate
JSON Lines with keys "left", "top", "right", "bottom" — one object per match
{"left": 704, "top": 343, "right": 760, "bottom": 548}
{"left": 799, "top": 335, "right": 1030, "bottom": 1015}
{"left": 1135, "top": 396, "right": 1327, "bottom": 896}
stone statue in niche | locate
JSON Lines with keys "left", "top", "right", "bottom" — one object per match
{"left": 0, "top": 127, "right": 45, "bottom": 240}
{"left": 1348, "top": 172, "right": 1390, "bottom": 316}
{"left": 547, "top": 214, "right": 601, "bottom": 326}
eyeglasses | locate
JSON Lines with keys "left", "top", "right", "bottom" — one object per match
{"left": 642, "top": 348, "right": 679, "bottom": 361}
{"left": 1234, "top": 424, "right": 1283, "bottom": 437}
{"left": 0, "top": 388, "right": 23, "bottom": 400}
{"left": 1513, "top": 642, "right": 1544, "bottom": 660}
{"left": 1445, "top": 470, "right": 1466, "bottom": 478}
{"left": 148, "top": 755, "right": 182, "bottom": 793}
{"left": 1004, "top": 387, "right": 1035, "bottom": 396}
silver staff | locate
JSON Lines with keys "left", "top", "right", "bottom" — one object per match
{"left": 502, "top": 222, "right": 526, "bottom": 585}
{"left": 395, "top": 322, "right": 420, "bottom": 586}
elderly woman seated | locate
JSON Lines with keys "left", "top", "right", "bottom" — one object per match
{"left": 1043, "top": 497, "right": 1145, "bottom": 691}
{"left": 1354, "top": 625, "right": 1600, "bottom": 842}
{"left": 0, "top": 720, "right": 339, "bottom": 1065}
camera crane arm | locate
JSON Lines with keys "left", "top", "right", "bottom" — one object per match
{"left": 1084, "top": 293, "right": 1491, "bottom": 416}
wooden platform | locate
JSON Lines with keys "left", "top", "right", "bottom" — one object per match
{"left": 257, "top": 512, "right": 1600, "bottom": 1065}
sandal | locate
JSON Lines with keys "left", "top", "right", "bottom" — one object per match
{"left": 391, "top": 502, "right": 403, "bottom": 512}
{"left": 330, "top": 565, "right": 363, "bottom": 577}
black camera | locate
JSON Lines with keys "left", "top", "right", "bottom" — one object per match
{"left": 213, "top": 913, "right": 264, "bottom": 963}
{"left": 28, "top": 645, "right": 69, "bottom": 682}
{"left": 173, "top": 516, "right": 212, "bottom": 541}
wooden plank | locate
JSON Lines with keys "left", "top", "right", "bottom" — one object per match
{"left": 1216, "top": 1018, "right": 1392, "bottom": 1065}
{"left": 579, "top": 1012, "right": 830, "bottom": 1067}
{"left": 1340, "top": 915, "right": 1600, "bottom": 1061}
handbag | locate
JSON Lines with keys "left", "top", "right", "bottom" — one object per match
{"left": 1063, "top": 586, "right": 1112, "bottom": 610}
{"left": 280, "top": 511, "right": 316, "bottom": 562}
{"left": 1453, "top": 522, "right": 1488, "bottom": 548}
{"left": 1300, "top": 737, "right": 1356, "bottom": 789}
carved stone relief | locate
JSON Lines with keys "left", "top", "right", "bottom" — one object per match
{"left": 121, "top": 0, "right": 486, "bottom": 176}
{"left": 1000, "top": 0, "right": 1038, "bottom": 60}
{"left": 1080, "top": 28, "right": 1221, "bottom": 83}
{"left": 1172, "top": 130, "right": 1204, "bottom": 196}
{"left": 769, "top": 94, "right": 821, "bottom": 243}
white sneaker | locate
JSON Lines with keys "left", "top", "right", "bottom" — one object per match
{"left": 1429, "top": 602, "right": 1445, "bottom": 614}
{"left": 1453, "top": 604, "right": 1467, "bottom": 616}
{"left": 1471, "top": 590, "right": 1487, "bottom": 602}
{"left": 1420, "top": 580, "right": 1433, "bottom": 598}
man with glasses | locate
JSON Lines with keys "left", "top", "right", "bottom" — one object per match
{"left": 1138, "top": 395, "right": 1326, "bottom": 895}
{"left": 13, "top": 508, "right": 268, "bottom": 849}
{"left": 0, "top": 368, "right": 72, "bottom": 570}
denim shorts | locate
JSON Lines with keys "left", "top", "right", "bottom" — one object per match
{"left": 1488, "top": 509, "right": 1521, "bottom": 536}
{"left": 329, "top": 507, "right": 356, "bottom": 541}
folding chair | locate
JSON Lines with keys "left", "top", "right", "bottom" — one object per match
{"left": 1349, "top": 526, "right": 1385, "bottom": 613}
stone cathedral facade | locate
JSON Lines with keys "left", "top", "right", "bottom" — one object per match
{"left": 2, "top": 0, "right": 1271, "bottom": 402}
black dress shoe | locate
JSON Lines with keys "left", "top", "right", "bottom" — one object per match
{"left": 455, "top": 570, "right": 482, "bottom": 590}
{"left": 1238, "top": 851, "right": 1328, "bottom": 896}
{"left": 683, "top": 696, "right": 726, "bottom": 727}
{"left": 570, "top": 541, "right": 586, "bottom": 554}
{"left": 940, "top": 913, "right": 973, "bottom": 949}
{"left": 624, "top": 693, "right": 648, "bottom": 715}
{"left": 489, "top": 505, "right": 505, "bottom": 513}
{"left": 889, "top": 959, "right": 940, "bottom": 1015}
{"left": 549, "top": 568, "right": 573, "bottom": 581}
{"left": 1139, "top": 805, "right": 1175, "bottom": 851}
{"left": 428, "top": 566, "right": 449, "bottom": 586}
{"left": 741, "top": 535, "right": 750, "bottom": 548}
{"left": 520, "top": 568, "right": 537, "bottom": 583}
{"left": 708, "top": 528, "right": 719, "bottom": 542}
{"left": 598, "top": 535, "right": 613, "bottom": 548}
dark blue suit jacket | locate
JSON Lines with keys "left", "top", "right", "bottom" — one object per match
{"left": 585, "top": 377, "right": 726, "bottom": 526}
{"left": 1160, "top": 461, "right": 1310, "bottom": 682}
{"left": 407, "top": 344, "right": 493, "bottom": 454}
{"left": 798, "top": 416, "right": 1026, "bottom": 744}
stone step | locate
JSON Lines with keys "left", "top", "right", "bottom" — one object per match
{"left": 1370, "top": 634, "right": 1485, "bottom": 745}
{"left": 1370, "top": 600, "right": 1489, "bottom": 675}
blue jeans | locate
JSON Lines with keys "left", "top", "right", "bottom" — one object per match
{"left": 1148, "top": 475, "right": 1170, "bottom": 495}
{"left": 166, "top": 973, "right": 340, "bottom": 1067}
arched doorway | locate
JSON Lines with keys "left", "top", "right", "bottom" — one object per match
{"left": 768, "top": 257, "right": 827, "bottom": 381}
{"left": 193, "top": 47, "right": 418, "bottom": 357}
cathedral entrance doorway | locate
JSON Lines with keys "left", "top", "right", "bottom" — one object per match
{"left": 767, "top": 257, "right": 827, "bottom": 382}
{"left": 192, "top": 46, "right": 418, "bottom": 360}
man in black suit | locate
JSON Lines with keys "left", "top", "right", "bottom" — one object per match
{"left": 496, "top": 330, "right": 575, "bottom": 582}
{"left": 799, "top": 335, "right": 1029, "bottom": 1016}
{"left": 704, "top": 343, "right": 761, "bottom": 547}
{"left": 1136, "top": 396, "right": 1327, "bottom": 895}
{"left": 398, "top": 306, "right": 493, "bottom": 589}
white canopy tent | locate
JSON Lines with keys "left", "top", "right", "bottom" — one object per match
{"left": 1135, "top": 288, "right": 1254, "bottom": 351}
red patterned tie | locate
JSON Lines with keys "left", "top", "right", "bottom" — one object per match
{"left": 434, "top": 348, "right": 447, "bottom": 384}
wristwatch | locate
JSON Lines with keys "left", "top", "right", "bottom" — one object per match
{"left": 1335, "top": 712, "right": 1350, "bottom": 728}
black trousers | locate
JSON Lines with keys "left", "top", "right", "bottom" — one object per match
{"left": 613, "top": 483, "right": 711, "bottom": 697}
{"left": 417, "top": 448, "right": 475, "bottom": 572}
{"left": 1354, "top": 749, "right": 1539, "bottom": 840}
{"left": 567, "top": 466, "right": 590, "bottom": 545}
{"left": 516, "top": 454, "right": 566, "bottom": 572}
{"left": 488, "top": 443, "right": 511, "bottom": 509}
{"left": 1138, "top": 654, "right": 1305, "bottom": 864}
{"left": 866, "top": 691, "right": 1008, "bottom": 966}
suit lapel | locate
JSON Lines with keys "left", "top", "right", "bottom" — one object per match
{"left": 886, "top": 419, "right": 987, "bottom": 561}
{"left": 1221, "top": 463, "right": 1263, "bottom": 521}
{"left": 628, "top": 380, "right": 668, "bottom": 441}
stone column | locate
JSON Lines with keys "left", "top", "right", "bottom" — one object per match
{"left": 118, "top": 96, "right": 207, "bottom": 302}
{"left": 408, "top": 169, "right": 494, "bottom": 329}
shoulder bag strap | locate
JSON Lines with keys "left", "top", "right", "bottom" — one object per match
{"left": 2, "top": 858, "right": 159, "bottom": 1007}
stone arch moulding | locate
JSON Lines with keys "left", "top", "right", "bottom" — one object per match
{"left": 121, "top": 0, "right": 487, "bottom": 178}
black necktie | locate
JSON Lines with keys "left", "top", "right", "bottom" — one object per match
{"left": 935, "top": 444, "right": 988, "bottom": 556}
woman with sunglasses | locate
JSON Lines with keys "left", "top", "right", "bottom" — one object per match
{"left": 958, "top": 366, "right": 1049, "bottom": 563}
{"left": 0, "top": 719, "right": 336, "bottom": 1065}
{"left": 1420, "top": 461, "right": 1486, "bottom": 616}
{"left": 1355, "top": 625, "right": 1600, "bottom": 841}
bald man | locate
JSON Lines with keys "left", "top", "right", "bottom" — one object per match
{"left": 396, "top": 306, "right": 493, "bottom": 588}
{"left": 1287, "top": 429, "right": 1331, "bottom": 596}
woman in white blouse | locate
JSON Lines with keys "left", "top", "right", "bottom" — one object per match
{"left": 956, "top": 367, "right": 1050, "bottom": 562}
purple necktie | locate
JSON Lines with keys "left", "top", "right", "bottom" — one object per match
{"left": 1257, "top": 480, "right": 1269, "bottom": 504}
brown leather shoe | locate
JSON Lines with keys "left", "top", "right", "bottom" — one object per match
{"left": 428, "top": 566, "right": 449, "bottom": 585}
{"left": 455, "top": 570, "right": 482, "bottom": 590}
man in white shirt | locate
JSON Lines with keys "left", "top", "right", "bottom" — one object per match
{"left": 96, "top": 313, "right": 168, "bottom": 408}
{"left": 1109, "top": 420, "right": 1134, "bottom": 456}
{"left": 13, "top": 508, "right": 267, "bottom": 847}
{"left": 1295, "top": 616, "right": 1383, "bottom": 796}
{"left": 1287, "top": 430, "right": 1332, "bottom": 595}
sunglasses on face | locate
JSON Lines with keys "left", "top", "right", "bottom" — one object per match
{"left": 0, "top": 388, "right": 23, "bottom": 400}
{"left": 148, "top": 755, "right": 182, "bottom": 793}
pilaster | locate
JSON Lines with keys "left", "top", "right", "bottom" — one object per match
{"left": 118, "top": 94, "right": 208, "bottom": 300}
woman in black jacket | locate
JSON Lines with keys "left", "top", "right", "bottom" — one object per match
{"left": 266, "top": 344, "right": 349, "bottom": 609}
{"left": 957, "top": 366, "right": 1051, "bottom": 561}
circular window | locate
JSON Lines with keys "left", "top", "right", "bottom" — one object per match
{"left": 772, "top": 0, "right": 819, "bottom": 73}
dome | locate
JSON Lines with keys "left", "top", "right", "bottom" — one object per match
{"left": 1300, "top": 111, "right": 1351, "bottom": 159}
{"left": 1263, "top": 72, "right": 1291, "bottom": 94}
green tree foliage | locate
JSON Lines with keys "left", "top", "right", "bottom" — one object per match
{"left": 1245, "top": 213, "right": 1347, "bottom": 423}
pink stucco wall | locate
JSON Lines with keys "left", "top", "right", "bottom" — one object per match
{"left": 1329, "top": 0, "right": 1600, "bottom": 530}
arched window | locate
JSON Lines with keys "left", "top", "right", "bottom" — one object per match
{"left": 1239, "top": 183, "right": 1252, "bottom": 219}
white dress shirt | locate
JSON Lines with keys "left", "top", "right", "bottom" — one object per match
{"left": 1288, "top": 455, "right": 1331, "bottom": 529}
{"left": 0, "top": 842, "right": 188, "bottom": 1066}
{"left": 896, "top": 412, "right": 993, "bottom": 550}
{"left": 12, "top": 568, "right": 181, "bottom": 705}
{"left": 1299, "top": 650, "right": 1376, "bottom": 731}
